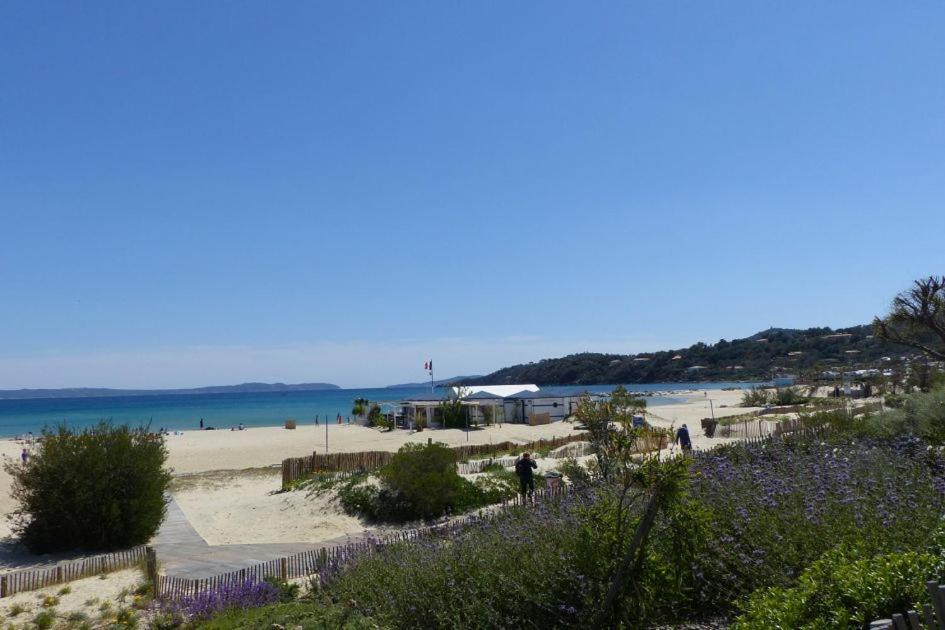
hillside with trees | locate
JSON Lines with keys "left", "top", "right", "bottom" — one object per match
{"left": 464, "top": 324, "right": 905, "bottom": 385}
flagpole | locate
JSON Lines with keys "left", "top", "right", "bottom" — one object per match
{"left": 429, "top": 360, "right": 435, "bottom": 394}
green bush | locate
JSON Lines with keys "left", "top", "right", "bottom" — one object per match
{"left": 336, "top": 445, "right": 520, "bottom": 522}
{"left": 32, "top": 609, "right": 56, "bottom": 629}
{"left": 379, "top": 443, "right": 465, "bottom": 519}
{"left": 262, "top": 577, "right": 300, "bottom": 602}
{"left": 885, "top": 393, "right": 907, "bottom": 408}
{"left": 337, "top": 476, "right": 415, "bottom": 522}
{"left": 855, "top": 385, "right": 945, "bottom": 443}
{"left": 773, "top": 386, "right": 807, "bottom": 406}
{"left": 5, "top": 422, "right": 171, "bottom": 552}
{"left": 558, "top": 457, "right": 592, "bottom": 484}
{"left": 734, "top": 545, "right": 945, "bottom": 629}
{"left": 741, "top": 387, "right": 771, "bottom": 407}
{"left": 325, "top": 504, "right": 587, "bottom": 629}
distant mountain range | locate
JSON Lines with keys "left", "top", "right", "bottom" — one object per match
{"left": 385, "top": 375, "right": 483, "bottom": 389}
{"left": 462, "top": 325, "right": 908, "bottom": 386}
{"left": 0, "top": 382, "right": 340, "bottom": 401}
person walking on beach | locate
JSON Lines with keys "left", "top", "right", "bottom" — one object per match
{"left": 515, "top": 452, "right": 538, "bottom": 501}
{"left": 675, "top": 424, "right": 693, "bottom": 454}
{"left": 199, "top": 418, "right": 204, "bottom": 429}
{"left": 20, "top": 448, "right": 28, "bottom": 465}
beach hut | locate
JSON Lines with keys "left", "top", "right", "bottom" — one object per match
{"left": 399, "top": 392, "right": 447, "bottom": 429}
{"left": 504, "top": 387, "right": 607, "bottom": 424}
{"left": 461, "top": 390, "right": 507, "bottom": 426}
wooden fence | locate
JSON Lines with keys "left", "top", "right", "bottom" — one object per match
{"left": 868, "top": 580, "right": 945, "bottom": 629}
{"left": 282, "top": 433, "right": 589, "bottom": 488}
{"left": 0, "top": 545, "right": 147, "bottom": 598}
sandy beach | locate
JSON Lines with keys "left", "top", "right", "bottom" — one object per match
{"left": 0, "top": 388, "right": 753, "bottom": 560}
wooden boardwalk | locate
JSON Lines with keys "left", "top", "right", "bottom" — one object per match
{"left": 151, "top": 496, "right": 359, "bottom": 579}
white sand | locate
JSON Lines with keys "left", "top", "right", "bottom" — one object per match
{"left": 161, "top": 420, "right": 588, "bottom": 474}
{"left": 170, "top": 469, "right": 370, "bottom": 545}
{"left": 0, "top": 568, "right": 146, "bottom": 625}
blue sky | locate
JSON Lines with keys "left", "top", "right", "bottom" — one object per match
{"left": 1, "top": 2, "right": 943, "bottom": 389}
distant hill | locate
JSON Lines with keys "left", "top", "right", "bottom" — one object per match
{"left": 386, "top": 375, "right": 483, "bottom": 389}
{"left": 463, "top": 325, "right": 908, "bottom": 386}
{"left": 0, "top": 382, "right": 340, "bottom": 401}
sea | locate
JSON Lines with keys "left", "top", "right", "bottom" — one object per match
{"left": 0, "top": 381, "right": 763, "bottom": 438}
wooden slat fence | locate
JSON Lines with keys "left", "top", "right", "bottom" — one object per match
{"left": 0, "top": 545, "right": 147, "bottom": 598}
{"left": 868, "top": 580, "right": 945, "bottom": 629}
{"left": 456, "top": 441, "right": 596, "bottom": 475}
{"left": 156, "top": 484, "right": 572, "bottom": 601}
{"left": 282, "top": 433, "right": 589, "bottom": 488}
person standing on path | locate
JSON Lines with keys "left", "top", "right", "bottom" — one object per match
{"left": 199, "top": 418, "right": 204, "bottom": 429}
{"left": 20, "top": 448, "right": 28, "bottom": 464}
{"left": 675, "top": 424, "right": 693, "bottom": 454}
{"left": 515, "top": 452, "right": 538, "bottom": 500}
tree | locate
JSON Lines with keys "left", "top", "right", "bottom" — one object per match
{"left": 573, "top": 386, "right": 646, "bottom": 481}
{"left": 351, "top": 397, "right": 369, "bottom": 420}
{"left": 438, "top": 387, "right": 468, "bottom": 429}
{"left": 874, "top": 275, "right": 945, "bottom": 361}
{"left": 6, "top": 422, "right": 171, "bottom": 553}
{"left": 367, "top": 403, "right": 393, "bottom": 430}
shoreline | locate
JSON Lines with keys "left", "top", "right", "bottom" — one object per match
{"left": 0, "top": 385, "right": 758, "bottom": 440}
{"left": 0, "top": 381, "right": 765, "bottom": 439}
{"left": 0, "top": 388, "right": 749, "bottom": 566}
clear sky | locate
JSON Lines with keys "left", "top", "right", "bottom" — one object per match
{"left": 1, "top": 2, "right": 943, "bottom": 389}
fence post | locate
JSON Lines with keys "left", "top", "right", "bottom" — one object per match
{"left": 55, "top": 566, "right": 63, "bottom": 584}
{"left": 0, "top": 575, "right": 7, "bottom": 598}
{"left": 280, "top": 557, "right": 288, "bottom": 580}
{"left": 146, "top": 547, "right": 159, "bottom": 599}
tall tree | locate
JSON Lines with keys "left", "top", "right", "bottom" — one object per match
{"left": 873, "top": 275, "right": 945, "bottom": 361}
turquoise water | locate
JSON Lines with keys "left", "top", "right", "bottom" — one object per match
{"left": 0, "top": 381, "right": 761, "bottom": 437}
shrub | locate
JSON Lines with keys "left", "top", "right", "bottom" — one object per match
{"left": 689, "top": 435, "right": 945, "bottom": 608}
{"left": 337, "top": 476, "right": 415, "bottom": 522}
{"left": 66, "top": 610, "right": 89, "bottom": 623}
{"left": 325, "top": 503, "right": 588, "bottom": 629}
{"left": 773, "top": 386, "right": 807, "bottom": 406}
{"left": 169, "top": 579, "right": 280, "bottom": 622}
{"left": 741, "top": 387, "right": 771, "bottom": 407}
{"left": 733, "top": 545, "right": 945, "bottom": 629}
{"left": 885, "top": 393, "right": 907, "bottom": 408}
{"left": 379, "top": 443, "right": 465, "bottom": 519}
{"left": 856, "top": 385, "right": 945, "bottom": 443}
{"left": 7, "top": 603, "right": 26, "bottom": 617}
{"left": 337, "top": 456, "right": 506, "bottom": 523}
{"left": 32, "top": 609, "right": 56, "bottom": 629}
{"left": 262, "top": 577, "right": 300, "bottom": 603}
{"left": 5, "top": 422, "right": 171, "bottom": 552}
{"left": 366, "top": 404, "right": 393, "bottom": 430}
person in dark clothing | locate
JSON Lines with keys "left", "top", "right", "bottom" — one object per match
{"left": 675, "top": 424, "right": 693, "bottom": 453}
{"left": 200, "top": 418, "right": 204, "bottom": 429}
{"left": 515, "top": 452, "right": 538, "bottom": 499}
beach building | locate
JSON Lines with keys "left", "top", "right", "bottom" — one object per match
{"left": 503, "top": 387, "right": 608, "bottom": 424}
{"left": 397, "top": 384, "right": 600, "bottom": 428}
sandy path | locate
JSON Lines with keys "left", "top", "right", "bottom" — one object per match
{"left": 170, "top": 469, "right": 369, "bottom": 546}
